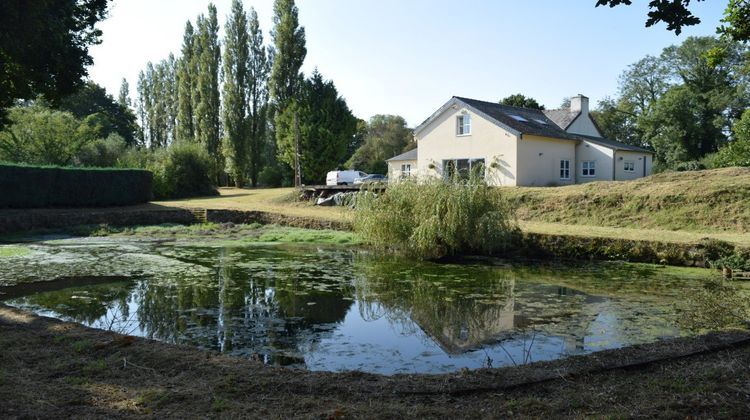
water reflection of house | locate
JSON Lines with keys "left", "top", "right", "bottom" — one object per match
{"left": 409, "top": 282, "right": 610, "bottom": 355}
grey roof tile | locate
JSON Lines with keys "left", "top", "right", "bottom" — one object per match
{"left": 572, "top": 134, "right": 653, "bottom": 154}
{"left": 386, "top": 148, "right": 418, "bottom": 161}
{"left": 543, "top": 109, "right": 580, "bottom": 130}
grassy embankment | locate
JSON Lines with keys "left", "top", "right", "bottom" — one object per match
{"left": 155, "top": 167, "right": 750, "bottom": 247}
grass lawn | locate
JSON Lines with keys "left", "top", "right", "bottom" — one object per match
{"left": 155, "top": 187, "right": 351, "bottom": 223}
{"left": 156, "top": 179, "right": 750, "bottom": 247}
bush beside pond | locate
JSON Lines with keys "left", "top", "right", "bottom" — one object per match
{"left": 354, "top": 178, "right": 519, "bottom": 259}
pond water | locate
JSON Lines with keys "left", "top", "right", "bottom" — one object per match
{"left": 0, "top": 237, "right": 715, "bottom": 374}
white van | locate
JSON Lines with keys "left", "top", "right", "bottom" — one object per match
{"left": 326, "top": 170, "right": 367, "bottom": 186}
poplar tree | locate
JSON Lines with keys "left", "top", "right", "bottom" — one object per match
{"left": 247, "top": 7, "right": 271, "bottom": 187}
{"left": 163, "top": 53, "right": 178, "bottom": 144}
{"left": 136, "top": 68, "right": 151, "bottom": 146}
{"left": 118, "top": 78, "right": 131, "bottom": 108}
{"left": 151, "top": 61, "right": 167, "bottom": 147}
{"left": 176, "top": 21, "right": 196, "bottom": 143}
{"left": 270, "top": 0, "right": 306, "bottom": 183}
{"left": 195, "top": 4, "right": 222, "bottom": 181}
{"left": 222, "top": 0, "right": 250, "bottom": 186}
{"left": 269, "top": 0, "right": 306, "bottom": 111}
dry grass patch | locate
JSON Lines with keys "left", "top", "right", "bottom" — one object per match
{"left": 154, "top": 187, "right": 349, "bottom": 223}
{"left": 505, "top": 167, "right": 750, "bottom": 233}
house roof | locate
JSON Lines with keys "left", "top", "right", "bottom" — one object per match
{"left": 450, "top": 97, "right": 580, "bottom": 141}
{"left": 543, "top": 109, "right": 579, "bottom": 130}
{"left": 386, "top": 148, "right": 418, "bottom": 162}
{"left": 572, "top": 134, "right": 653, "bottom": 154}
{"left": 409, "top": 95, "right": 653, "bottom": 155}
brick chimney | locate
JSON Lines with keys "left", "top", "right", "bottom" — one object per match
{"left": 570, "top": 94, "right": 589, "bottom": 115}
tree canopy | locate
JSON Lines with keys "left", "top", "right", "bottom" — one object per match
{"left": 499, "top": 94, "right": 545, "bottom": 110}
{"left": 0, "top": 0, "right": 111, "bottom": 128}
{"left": 596, "top": 0, "right": 750, "bottom": 42}
{"left": 591, "top": 35, "right": 750, "bottom": 169}
{"left": 346, "top": 115, "right": 414, "bottom": 174}
{"left": 58, "top": 81, "right": 138, "bottom": 146}
{"left": 276, "top": 70, "right": 357, "bottom": 183}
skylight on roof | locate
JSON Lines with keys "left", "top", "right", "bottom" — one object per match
{"left": 509, "top": 114, "right": 528, "bottom": 122}
{"left": 533, "top": 118, "right": 548, "bottom": 125}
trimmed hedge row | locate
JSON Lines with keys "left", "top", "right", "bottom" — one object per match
{"left": 0, "top": 164, "right": 152, "bottom": 208}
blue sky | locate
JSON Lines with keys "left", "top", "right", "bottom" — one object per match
{"left": 89, "top": 0, "right": 728, "bottom": 126}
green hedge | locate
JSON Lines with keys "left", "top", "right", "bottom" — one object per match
{"left": 0, "top": 163, "right": 152, "bottom": 208}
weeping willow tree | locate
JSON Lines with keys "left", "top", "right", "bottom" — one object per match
{"left": 355, "top": 177, "right": 519, "bottom": 259}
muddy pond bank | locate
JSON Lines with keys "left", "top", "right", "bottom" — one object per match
{"left": 1, "top": 304, "right": 749, "bottom": 418}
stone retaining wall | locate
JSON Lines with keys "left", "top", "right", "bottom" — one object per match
{"left": 0, "top": 207, "right": 195, "bottom": 235}
{"left": 205, "top": 209, "right": 351, "bottom": 231}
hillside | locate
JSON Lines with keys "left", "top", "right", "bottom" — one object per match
{"left": 504, "top": 167, "right": 750, "bottom": 233}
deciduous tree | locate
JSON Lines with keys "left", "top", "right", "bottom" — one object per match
{"left": 0, "top": 0, "right": 110, "bottom": 128}
{"left": 194, "top": 4, "right": 222, "bottom": 180}
{"left": 269, "top": 0, "right": 306, "bottom": 111}
{"left": 499, "top": 94, "right": 545, "bottom": 110}
{"left": 222, "top": 0, "right": 250, "bottom": 187}
{"left": 176, "top": 21, "right": 197, "bottom": 143}
{"left": 247, "top": 8, "right": 272, "bottom": 187}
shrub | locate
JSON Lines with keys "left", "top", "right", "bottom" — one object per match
{"left": 258, "top": 165, "right": 283, "bottom": 187}
{"left": 712, "top": 140, "right": 750, "bottom": 168}
{"left": 355, "top": 178, "right": 519, "bottom": 259}
{"left": 0, "top": 163, "right": 152, "bottom": 208}
{"left": 75, "top": 133, "right": 128, "bottom": 167}
{"left": 156, "top": 143, "right": 218, "bottom": 199}
{"left": 674, "top": 160, "right": 706, "bottom": 171}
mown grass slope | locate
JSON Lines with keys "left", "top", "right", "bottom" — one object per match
{"left": 504, "top": 167, "right": 750, "bottom": 233}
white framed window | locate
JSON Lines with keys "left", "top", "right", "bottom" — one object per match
{"left": 401, "top": 163, "right": 411, "bottom": 177}
{"left": 560, "top": 160, "right": 570, "bottom": 180}
{"left": 582, "top": 160, "right": 596, "bottom": 177}
{"left": 457, "top": 114, "right": 471, "bottom": 136}
{"left": 442, "top": 158, "right": 485, "bottom": 180}
{"left": 624, "top": 161, "right": 635, "bottom": 172}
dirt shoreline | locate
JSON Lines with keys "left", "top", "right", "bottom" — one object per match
{"left": 1, "top": 303, "right": 750, "bottom": 418}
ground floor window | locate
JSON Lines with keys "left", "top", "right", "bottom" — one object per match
{"left": 582, "top": 160, "right": 596, "bottom": 177}
{"left": 624, "top": 161, "right": 635, "bottom": 172}
{"left": 560, "top": 160, "right": 570, "bottom": 180}
{"left": 401, "top": 163, "right": 411, "bottom": 177}
{"left": 443, "top": 158, "right": 485, "bottom": 180}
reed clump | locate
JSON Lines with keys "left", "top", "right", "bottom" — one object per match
{"left": 355, "top": 177, "right": 519, "bottom": 259}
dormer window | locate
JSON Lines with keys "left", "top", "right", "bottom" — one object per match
{"left": 457, "top": 113, "right": 471, "bottom": 136}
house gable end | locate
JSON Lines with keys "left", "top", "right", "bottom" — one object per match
{"left": 414, "top": 97, "right": 522, "bottom": 139}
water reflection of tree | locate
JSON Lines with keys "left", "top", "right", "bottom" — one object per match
{"left": 132, "top": 246, "right": 355, "bottom": 366}
{"left": 15, "top": 281, "right": 134, "bottom": 326}
{"left": 354, "top": 257, "right": 517, "bottom": 354}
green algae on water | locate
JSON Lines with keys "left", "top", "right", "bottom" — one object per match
{"left": 0, "top": 246, "right": 31, "bottom": 258}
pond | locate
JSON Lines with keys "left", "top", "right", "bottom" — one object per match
{"left": 0, "top": 237, "right": 716, "bottom": 374}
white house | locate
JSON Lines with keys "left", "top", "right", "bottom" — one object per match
{"left": 387, "top": 95, "right": 653, "bottom": 186}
